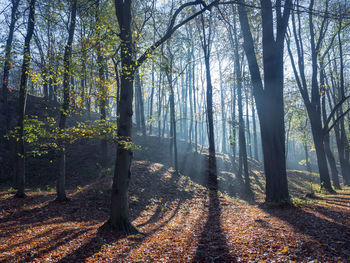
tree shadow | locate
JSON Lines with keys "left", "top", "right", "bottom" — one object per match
{"left": 0, "top": 157, "right": 199, "bottom": 262}
{"left": 192, "top": 186, "right": 237, "bottom": 262}
{"left": 261, "top": 205, "right": 350, "bottom": 260}
{"left": 57, "top": 227, "right": 124, "bottom": 263}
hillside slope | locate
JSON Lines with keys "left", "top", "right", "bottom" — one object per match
{"left": 1, "top": 95, "right": 350, "bottom": 262}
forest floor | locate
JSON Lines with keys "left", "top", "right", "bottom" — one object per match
{"left": 1, "top": 134, "right": 350, "bottom": 262}
{"left": 1, "top": 93, "right": 349, "bottom": 262}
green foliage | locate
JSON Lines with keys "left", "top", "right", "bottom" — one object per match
{"left": 45, "top": 185, "right": 55, "bottom": 192}
{"left": 5, "top": 115, "right": 121, "bottom": 157}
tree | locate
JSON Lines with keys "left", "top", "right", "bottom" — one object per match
{"left": 288, "top": 0, "right": 333, "bottom": 192}
{"left": 1, "top": 0, "right": 20, "bottom": 131}
{"left": 56, "top": 0, "right": 78, "bottom": 201}
{"left": 163, "top": 45, "right": 179, "bottom": 174}
{"left": 198, "top": 12, "right": 217, "bottom": 186}
{"left": 232, "top": 8, "right": 251, "bottom": 194}
{"left": 106, "top": 0, "right": 219, "bottom": 233}
{"left": 15, "top": 0, "right": 36, "bottom": 198}
{"left": 237, "top": 0, "right": 292, "bottom": 202}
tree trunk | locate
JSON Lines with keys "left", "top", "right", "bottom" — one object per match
{"left": 251, "top": 94, "right": 259, "bottom": 161}
{"left": 56, "top": 0, "right": 77, "bottom": 201}
{"left": 238, "top": 0, "right": 291, "bottom": 202}
{"left": 135, "top": 70, "right": 146, "bottom": 136}
{"left": 2, "top": 0, "right": 20, "bottom": 131}
{"left": 15, "top": 0, "right": 36, "bottom": 198}
{"left": 149, "top": 63, "right": 155, "bottom": 134}
{"left": 107, "top": 0, "right": 137, "bottom": 234}
{"left": 165, "top": 54, "right": 179, "bottom": 173}
{"left": 96, "top": 0, "right": 107, "bottom": 166}
{"left": 321, "top": 68, "right": 340, "bottom": 189}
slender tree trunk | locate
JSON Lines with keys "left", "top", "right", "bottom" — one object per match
{"left": 233, "top": 16, "right": 250, "bottom": 192}
{"left": 2, "top": 0, "right": 20, "bottom": 131}
{"left": 56, "top": 0, "right": 77, "bottom": 201}
{"left": 337, "top": 18, "right": 350, "bottom": 186}
{"left": 15, "top": 0, "right": 36, "bottom": 198}
{"left": 245, "top": 86, "right": 252, "bottom": 157}
{"left": 303, "top": 141, "right": 312, "bottom": 173}
{"left": 157, "top": 72, "right": 163, "bottom": 138}
{"left": 135, "top": 70, "right": 146, "bottom": 136}
{"left": 149, "top": 63, "right": 155, "bottom": 134}
{"left": 199, "top": 13, "right": 217, "bottom": 187}
{"left": 251, "top": 93, "right": 259, "bottom": 160}
{"left": 218, "top": 54, "right": 227, "bottom": 153}
{"left": 96, "top": 0, "right": 107, "bottom": 166}
{"left": 165, "top": 53, "right": 178, "bottom": 173}
{"left": 320, "top": 67, "right": 340, "bottom": 189}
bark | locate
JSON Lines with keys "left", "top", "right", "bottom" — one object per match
{"left": 135, "top": 70, "right": 146, "bottom": 136}
{"left": 320, "top": 67, "right": 340, "bottom": 189}
{"left": 199, "top": 13, "right": 217, "bottom": 187}
{"left": 165, "top": 51, "right": 179, "bottom": 173}
{"left": 2, "top": 0, "right": 20, "bottom": 131}
{"left": 251, "top": 93, "right": 259, "bottom": 161}
{"left": 337, "top": 18, "right": 350, "bottom": 186}
{"left": 108, "top": 0, "right": 138, "bottom": 234}
{"left": 149, "top": 63, "right": 155, "bottom": 134}
{"left": 107, "top": 0, "right": 218, "bottom": 234}
{"left": 238, "top": 0, "right": 291, "bottom": 202}
{"left": 234, "top": 14, "right": 250, "bottom": 192}
{"left": 15, "top": 0, "right": 36, "bottom": 198}
{"left": 56, "top": 0, "right": 78, "bottom": 201}
{"left": 245, "top": 86, "right": 252, "bottom": 157}
{"left": 287, "top": 1, "right": 333, "bottom": 191}
{"left": 217, "top": 53, "right": 227, "bottom": 153}
{"left": 96, "top": 0, "right": 107, "bottom": 166}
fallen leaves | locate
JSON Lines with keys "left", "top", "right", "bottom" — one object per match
{"left": 1, "top": 163, "right": 350, "bottom": 262}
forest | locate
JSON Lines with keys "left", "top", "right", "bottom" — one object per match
{"left": 0, "top": 0, "right": 350, "bottom": 262}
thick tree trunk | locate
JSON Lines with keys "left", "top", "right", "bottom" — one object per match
{"left": 238, "top": 0, "right": 291, "bottom": 203}
{"left": 259, "top": 97, "right": 289, "bottom": 202}
{"left": 107, "top": 0, "right": 137, "bottom": 234}
{"left": 108, "top": 0, "right": 217, "bottom": 233}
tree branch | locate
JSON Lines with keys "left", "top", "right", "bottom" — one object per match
{"left": 324, "top": 106, "right": 350, "bottom": 135}
{"left": 136, "top": 0, "right": 219, "bottom": 67}
{"left": 324, "top": 94, "right": 350, "bottom": 129}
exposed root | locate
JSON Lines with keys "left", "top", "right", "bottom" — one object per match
{"left": 54, "top": 196, "right": 70, "bottom": 202}
{"left": 14, "top": 191, "right": 26, "bottom": 198}
{"left": 101, "top": 219, "right": 139, "bottom": 235}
